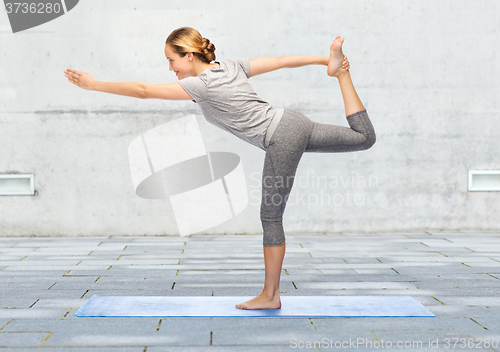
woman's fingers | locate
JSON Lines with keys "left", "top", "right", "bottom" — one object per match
{"left": 64, "top": 68, "right": 79, "bottom": 78}
{"left": 341, "top": 55, "right": 350, "bottom": 70}
{"left": 64, "top": 69, "right": 95, "bottom": 90}
{"left": 64, "top": 69, "right": 92, "bottom": 89}
{"left": 64, "top": 69, "right": 80, "bottom": 77}
{"left": 64, "top": 69, "right": 78, "bottom": 84}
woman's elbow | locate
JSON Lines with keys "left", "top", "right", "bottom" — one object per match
{"left": 137, "top": 83, "right": 148, "bottom": 99}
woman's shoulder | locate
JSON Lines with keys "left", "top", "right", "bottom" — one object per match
{"left": 220, "top": 59, "right": 250, "bottom": 78}
{"left": 221, "top": 58, "right": 249, "bottom": 66}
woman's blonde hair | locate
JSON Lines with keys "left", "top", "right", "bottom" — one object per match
{"left": 165, "top": 27, "right": 216, "bottom": 64}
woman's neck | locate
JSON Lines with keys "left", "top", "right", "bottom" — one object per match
{"left": 193, "top": 61, "right": 219, "bottom": 76}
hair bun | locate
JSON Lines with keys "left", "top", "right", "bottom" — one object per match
{"left": 201, "top": 38, "right": 209, "bottom": 50}
{"left": 201, "top": 38, "right": 215, "bottom": 52}
{"left": 201, "top": 37, "right": 216, "bottom": 63}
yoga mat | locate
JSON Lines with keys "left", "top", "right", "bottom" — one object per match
{"left": 75, "top": 295, "right": 435, "bottom": 317}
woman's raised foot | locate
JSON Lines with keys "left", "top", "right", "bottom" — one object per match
{"left": 327, "top": 35, "right": 350, "bottom": 77}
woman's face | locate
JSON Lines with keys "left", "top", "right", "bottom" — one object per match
{"left": 164, "top": 44, "right": 193, "bottom": 80}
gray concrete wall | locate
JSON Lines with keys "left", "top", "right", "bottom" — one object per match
{"left": 1, "top": 0, "right": 499, "bottom": 236}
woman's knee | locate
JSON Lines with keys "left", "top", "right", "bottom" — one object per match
{"left": 351, "top": 110, "right": 376, "bottom": 150}
{"left": 264, "top": 238, "right": 285, "bottom": 247}
{"left": 261, "top": 219, "right": 285, "bottom": 246}
{"left": 362, "top": 130, "right": 376, "bottom": 150}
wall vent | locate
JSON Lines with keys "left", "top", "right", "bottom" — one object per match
{"left": 468, "top": 170, "right": 500, "bottom": 191}
{"left": 0, "top": 174, "right": 35, "bottom": 196}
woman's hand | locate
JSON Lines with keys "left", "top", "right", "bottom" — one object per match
{"left": 342, "top": 56, "right": 350, "bottom": 71}
{"left": 64, "top": 69, "right": 96, "bottom": 90}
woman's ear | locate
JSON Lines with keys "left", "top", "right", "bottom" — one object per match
{"left": 187, "top": 52, "right": 194, "bottom": 61}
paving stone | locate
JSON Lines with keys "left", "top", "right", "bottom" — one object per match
{"left": 104, "top": 267, "right": 179, "bottom": 277}
{"left": 95, "top": 276, "right": 171, "bottom": 284}
{"left": 0, "top": 270, "right": 69, "bottom": 277}
{"left": 314, "top": 316, "right": 463, "bottom": 331}
{"left": 469, "top": 317, "right": 500, "bottom": 332}
{"left": 62, "top": 266, "right": 115, "bottom": 272}
{"left": 295, "top": 281, "right": 416, "bottom": 290}
{"left": 2, "top": 266, "right": 81, "bottom": 271}
{"left": 115, "top": 254, "right": 184, "bottom": 260}
{"left": 112, "top": 263, "right": 266, "bottom": 270}
{"left": 212, "top": 288, "right": 270, "bottom": 297}
{"left": 62, "top": 269, "right": 111, "bottom": 276}
{"left": 79, "top": 288, "right": 207, "bottom": 298}
{"left": 45, "top": 330, "right": 204, "bottom": 347}
{"left": 173, "top": 272, "right": 265, "bottom": 283}
{"left": 0, "top": 331, "right": 51, "bottom": 347}
{"left": 291, "top": 274, "right": 414, "bottom": 283}
{"left": 0, "top": 277, "right": 58, "bottom": 288}
{"left": 428, "top": 296, "right": 500, "bottom": 306}
{"left": 462, "top": 262, "right": 500, "bottom": 268}
{"left": 0, "top": 289, "right": 96, "bottom": 300}
{"left": 0, "top": 318, "right": 13, "bottom": 330}
{"left": 0, "top": 308, "right": 66, "bottom": 319}
{"left": 428, "top": 304, "right": 500, "bottom": 318}
{"left": 3, "top": 318, "right": 158, "bottom": 333}
{"left": 309, "top": 268, "right": 357, "bottom": 274}
{"left": 0, "top": 298, "right": 41, "bottom": 309}
{"left": 410, "top": 278, "right": 500, "bottom": 290}
{"left": 390, "top": 265, "right": 485, "bottom": 275}
{"left": 110, "top": 259, "right": 180, "bottom": 265}
{"left": 35, "top": 319, "right": 178, "bottom": 347}
{"left": 211, "top": 317, "right": 320, "bottom": 345}
{"left": 274, "top": 289, "right": 440, "bottom": 297}
{"left": 0, "top": 256, "right": 27, "bottom": 261}
{"left": 420, "top": 288, "right": 500, "bottom": 296}
{"left": 0, "top": 260, "right": 82, "bottom": 266}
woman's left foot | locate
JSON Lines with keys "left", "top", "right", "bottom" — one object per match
{"left": 327, "top": 35, "right": 350, "bottom": 77}
{"left": 236, "top": 292, "right": 281, "bottom": 310}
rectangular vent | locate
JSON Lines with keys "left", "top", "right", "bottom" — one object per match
{"left": 468, "top": 170, "right": 500, "bottom": 191}
{"left": 0, "top": 174, "right": 35, "bottom": 195}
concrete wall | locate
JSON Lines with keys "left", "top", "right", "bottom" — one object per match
{"left": 1, "top": 0, "right": 499, "bottom": 236}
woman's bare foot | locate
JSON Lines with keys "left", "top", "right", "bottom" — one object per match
{"left": 236, "top": 292, "right": 281, "bottom": 310}
{"left": 327, "top": 35, "right": 350, "bottom": 77}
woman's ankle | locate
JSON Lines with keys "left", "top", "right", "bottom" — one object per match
{"left": 261, "top": 288, "right": 280, "bottom": 298}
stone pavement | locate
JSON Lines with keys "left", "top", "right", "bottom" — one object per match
{"left": 0, "top": 232, "right": 499, "bottom": 351}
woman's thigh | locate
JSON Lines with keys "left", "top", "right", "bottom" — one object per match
{"left": 260, "top": 110, "right": 314, "bottom": 220}
{"left": 305, "top": 110, "right": 375, "bottom": 153}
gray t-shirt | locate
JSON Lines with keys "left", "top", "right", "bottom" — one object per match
{"left": 178, "top": 59, "right": 283, "bottom": 150}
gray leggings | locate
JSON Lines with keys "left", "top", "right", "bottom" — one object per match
{"left": 261, "top": 109, "right": 376, "bottom": 246}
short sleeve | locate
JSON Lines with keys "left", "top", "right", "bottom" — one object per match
{"left": 235, "top": 58, "right": 251, "bottom": 78}
{"left": 178, "top": 76, "right": 207, "bottom": 103}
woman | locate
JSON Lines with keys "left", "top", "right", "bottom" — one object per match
{"left": 64, "top": 27, "right": 375, "bottom": 310}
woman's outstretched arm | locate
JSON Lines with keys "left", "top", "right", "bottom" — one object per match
{"left": 64, "top": 69, "right": 192, "bottom": 100}
{"left": 248, "top": 56, "right": 329, "bottom": 77}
